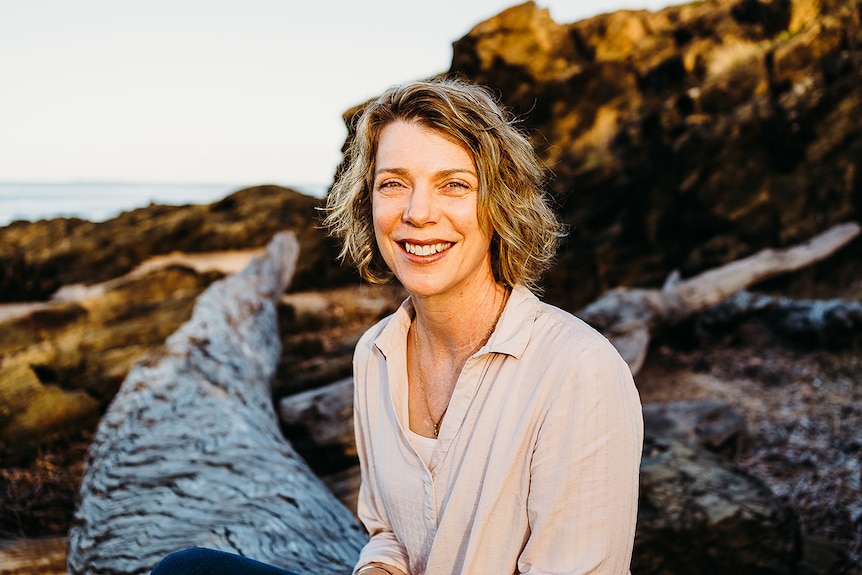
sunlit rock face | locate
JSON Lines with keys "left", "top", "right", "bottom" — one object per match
{"left": 448, "top": 0, "right": 862, "bottom": 310}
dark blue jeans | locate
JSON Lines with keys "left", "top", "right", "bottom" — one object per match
{"left": 151, "top": 548, "right": 301, "bottom": 575}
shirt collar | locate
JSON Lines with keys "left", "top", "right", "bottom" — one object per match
{"left": 373, "top": 284, "right": 538, "bottom": 361}
{"left": 485, "top": 284, "right": 538, "bottom": 359}
{"left": 373, "top": 298, "right": 414, "bottom": 360}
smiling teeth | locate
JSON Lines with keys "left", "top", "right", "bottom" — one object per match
{"left": 404, "top": 242, "right": 452, "bottom": 256}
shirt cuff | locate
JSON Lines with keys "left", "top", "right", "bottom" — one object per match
{"left": 354, "top": 533, "right": 410, "bottom": 575}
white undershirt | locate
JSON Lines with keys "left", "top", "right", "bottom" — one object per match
{"left": 406, "top": 428, "right": 436, "bottom": 467}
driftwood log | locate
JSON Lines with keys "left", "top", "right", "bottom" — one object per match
{"left": 279, "top": 377, "right": 355, "bottom": 458}
{"left": 278, "top": 378, "right": 359, "bottom": 513}
{"left": 697, "top": 289, "right": 862, "bottom": 345}
{"left": 577, "top": 222, "right": 861, "bottom": 374}
{"left": 67, "top": 232, "right": 366, "bottom": 575}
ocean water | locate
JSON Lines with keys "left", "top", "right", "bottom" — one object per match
{"left": 0, "top": 182, "right": 328, "bottom": 227}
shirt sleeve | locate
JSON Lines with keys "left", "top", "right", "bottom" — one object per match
{"left": 352, "top": 338, "right": 411, "bottom": 575}
{"left": 518, "top": 338, "right": 643, "bottom": 575}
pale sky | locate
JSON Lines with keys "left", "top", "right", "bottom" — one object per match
{"left": 0, "top": 0, "right": 677, "bottom": 188}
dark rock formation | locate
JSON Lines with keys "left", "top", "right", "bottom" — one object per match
{"left": 67, "top": 233, "right": 366, "bottom": 575}
{"left": 641, "top": 399, "right": 747, "bottom": 454}
{"left": 0, "top": 185, "right": 352, "bottom": 302}
{"left": 634, "top": 436, "right": 800, "bottom": 575}
{"left": 0, "top": 183, "right": 374, "bottom": 461}
{"left": 443, "top": 0, "right": 862, "bottom": 310}
{"left": 0, "top": 536, "right": 66, "bottom": 575}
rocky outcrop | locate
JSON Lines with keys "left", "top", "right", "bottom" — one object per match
{"left": 634, "top": 436, "right": 800, "bottom": 574}
{"left": 446, "top": 0, "right": 862, "bottom": 310}
{"left": 0, "top": 185, "right": 352, "bottom": 302}
{"left": 0, "top": 185, "right": 371, "bottom": 459}
{"left": 0, "top": 266, "right": 221, "bottom": 457}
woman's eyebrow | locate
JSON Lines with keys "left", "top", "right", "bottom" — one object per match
{"left": 375, "top": 167, "right": 478, "bottom": 178}
{"left": 375, "top": 167, "right": 409, "bottom": 176}
{"left": 436, "top": 168, "right": 478, "bottom": 178}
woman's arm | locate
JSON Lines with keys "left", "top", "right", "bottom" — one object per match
{"left": 352, "top": 474, "right": 411, "bottom": 574}
{"left": 352, "top": 338, "right": 411, "bottom": 575}
{"left": 519, "top": 339, "right": 643, "bottom": 574}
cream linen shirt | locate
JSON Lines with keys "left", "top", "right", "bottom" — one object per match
{"left": 353, "top": 285, "right": 643, "bottom": 575}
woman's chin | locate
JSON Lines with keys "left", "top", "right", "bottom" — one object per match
{"left": 398, "top": 279, "right": 446, "bottom": 299}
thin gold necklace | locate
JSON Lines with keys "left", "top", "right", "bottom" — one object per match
{"left": 413, "top": 288, "right": 509, "bottom": 437}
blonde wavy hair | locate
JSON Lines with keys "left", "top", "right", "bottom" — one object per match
{"left": 324, "top": 77, "right": 564, "bottom": 292}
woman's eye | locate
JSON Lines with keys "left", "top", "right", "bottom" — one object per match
{"left": 377, "top": 180, "right": 402, "bottom": 190}
{"left": 443, "top": 180, "right": 471, "bottom": 193}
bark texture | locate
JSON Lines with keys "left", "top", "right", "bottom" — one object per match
{"left": 697, "top": 289, "right": 862, "bottom": 346}
{"left": 67, "top": 232, "right": 366, "bottom": 575}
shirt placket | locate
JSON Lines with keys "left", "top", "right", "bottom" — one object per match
{"left": 422, "top": 467, "right": 437, "bottom": 532}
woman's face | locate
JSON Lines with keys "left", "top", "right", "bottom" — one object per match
{"left": 372, "top": 120, "right": 495, "bottom": 300}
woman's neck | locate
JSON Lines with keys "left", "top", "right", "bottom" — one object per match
{"left": 411, "top": 281, "right": 509, "bottom": 358}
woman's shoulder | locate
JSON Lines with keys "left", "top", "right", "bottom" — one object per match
{"left": 496, "top": 286, "right": 616, "bottom": 361}
{"left": 533, "top": 298, "right": 610, "bottom": 348}
{"left": 522, "top": 300, "right": 637, "bottom": 411}
{"left": 526, "top": 298, "right": 631, "bottom": 378}
{"left": 497, "top": 286, "right": 627, "bottom": 377}
{"left": 354, "top": 297, "right": 412, "bottom": 357}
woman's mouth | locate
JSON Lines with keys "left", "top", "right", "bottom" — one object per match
{"left": 402, "top": 241, "right": 453, "bottom": 256}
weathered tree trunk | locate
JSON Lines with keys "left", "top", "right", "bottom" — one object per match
{"left": 279, "top": 377, "right": 355, "bottom": 457}
{"left": 67, "top": 232, "right": 366, "bottom": 575}
{"left": 279, "top": 378, "right": 360, "bottom": 514}
{"left": 577, "top": 222, "right": 861, "bottom": 374}
{"left": 697, "top": 290, "right": 862, "bottom": 345}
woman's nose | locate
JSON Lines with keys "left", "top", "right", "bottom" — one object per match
{"left": 403, "top": 184, "right": 436, "bottom": 226}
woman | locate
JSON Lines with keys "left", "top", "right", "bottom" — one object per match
{"left": 325, "top": 77, "right": 643, "bottom": 575}
{"left": 152, "top": 77, "right": 642, "bottom": 575}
